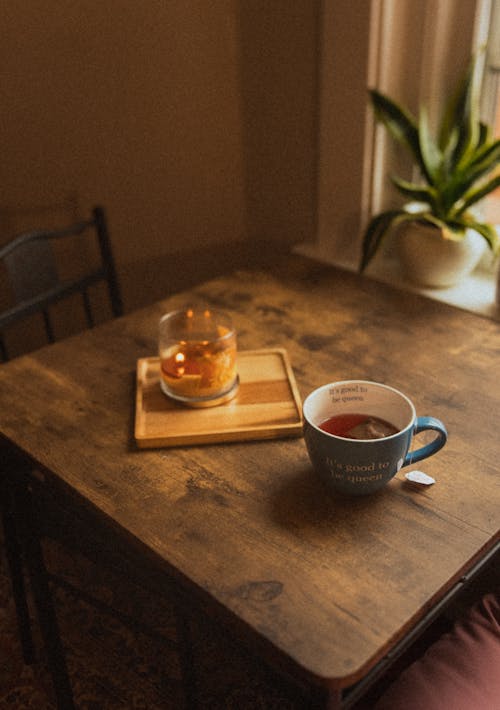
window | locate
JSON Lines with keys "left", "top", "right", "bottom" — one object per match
{"left": 296, "top": 0, "right": 499, "bottom": 319}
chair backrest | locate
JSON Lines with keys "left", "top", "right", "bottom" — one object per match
{"left": 0, "top": 206, "right": 123, "bottom": 361}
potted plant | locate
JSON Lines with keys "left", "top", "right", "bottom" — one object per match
{"left": 360, "top": 53, "right": 500, "bottom": 287}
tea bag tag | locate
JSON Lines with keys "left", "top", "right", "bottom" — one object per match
{"left": 405, "top": 470, "right": 436, "bottom": 486}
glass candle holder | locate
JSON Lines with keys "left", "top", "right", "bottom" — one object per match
{"left": 159, "top": 308, "right": 238, "bottom": 407}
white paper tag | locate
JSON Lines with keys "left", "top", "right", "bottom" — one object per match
{"left": 405, "top": 470, "right": 436, "bottom": 486}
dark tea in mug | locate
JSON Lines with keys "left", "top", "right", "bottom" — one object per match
{"left": 303, "top": 380, "right": 448, "bottom": 495}
{"left": 319, "top": 413, "right": 399, "bottom": 439}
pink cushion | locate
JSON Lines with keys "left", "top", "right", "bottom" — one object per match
{"left": 374, "top": 593, "right": 500, "bottom": 710}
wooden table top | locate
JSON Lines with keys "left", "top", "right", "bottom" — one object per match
{"left": 1, "top": 255, "right": 499, "bottom": 691}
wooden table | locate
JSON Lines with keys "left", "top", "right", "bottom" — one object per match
{"left": 1, "top": 255, "right": 499, "bottom": 707}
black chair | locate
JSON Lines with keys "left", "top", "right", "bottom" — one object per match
{"left": 0, "top": 205, "right": 123, "bottom": 361}
{"left": 0, "top": 206, "right": 124, "bottom": 707}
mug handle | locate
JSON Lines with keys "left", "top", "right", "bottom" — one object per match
{"left": 403, "top": 416, "right": 448, "bottom": 466}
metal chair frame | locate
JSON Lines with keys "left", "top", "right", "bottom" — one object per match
{"left": 0, "top": 205, "right": 123, "bottom": 361}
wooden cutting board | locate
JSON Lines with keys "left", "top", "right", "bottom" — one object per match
{"left": 134, "top": 348, "right": 303, "bottom": 448}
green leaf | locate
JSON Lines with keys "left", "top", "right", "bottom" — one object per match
{"left": 419, "top": 107, "right": 442, "bottom": 183}
{"left": 441, "top": 54, "right": 480, "bottom": 169}
{"left": 360, "top": 209, "right": 416, "bottom": 272}
{"left": 457, "top": 82, "right": 482, "bottom": 167}
{"left": 466, "top": 221, "right": 500, "bottom": 255}
{"left": 369, "top": 90, "right": 430, "bottom": 181}
{"left": 390, "top": 175, "right": 437, "bottom": 204}
{"left": 416, "top": 213, "right": 463, "bottom": 238}
{"left": 476, "top": 122, "right": 491, "bottom": 151}
{"left": 455, "top": 173, "right": 500, "bottom": 216}
{"left": 441, "top": 223, "right": 468, "bottom": 242}
{"left": 440, "top": 142, "right": 500, "bottom": 216}
{"left": 468, "top": 138, "right": 500, "bottom": 170}
{"left": 441, "top": 126, "right": 460, "bottom": 177}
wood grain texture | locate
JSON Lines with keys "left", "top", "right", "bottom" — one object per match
{"left": 1, "top": 255, "right": 499, "bottom": 693}
{"left": 135, "top": 349, "right": 303, "bottom": 447}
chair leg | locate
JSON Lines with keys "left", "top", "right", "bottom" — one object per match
{"left": 0, "top": 477, "right": 35, "bottom": 663}
{"left": 13, "top": 479, "right": 75, "bottom": 710}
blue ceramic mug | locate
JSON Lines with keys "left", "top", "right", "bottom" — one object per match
{"left": 303, "top": 380, "right": 447, "bottom": 496}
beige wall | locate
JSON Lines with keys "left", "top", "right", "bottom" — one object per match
{"left": 1, "top": 1, "right": 319, "bottom": 310}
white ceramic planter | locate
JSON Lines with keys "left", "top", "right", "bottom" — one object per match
{"left": 397, "top": 222, "right": 486, "bottom": 288}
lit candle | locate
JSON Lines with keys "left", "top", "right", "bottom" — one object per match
{"left": 159, "top": 308, "right": 238, "bottom": 406}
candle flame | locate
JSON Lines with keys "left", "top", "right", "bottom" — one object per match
{"left": 174, "top": 351, "right": 185, "bottom": 376}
